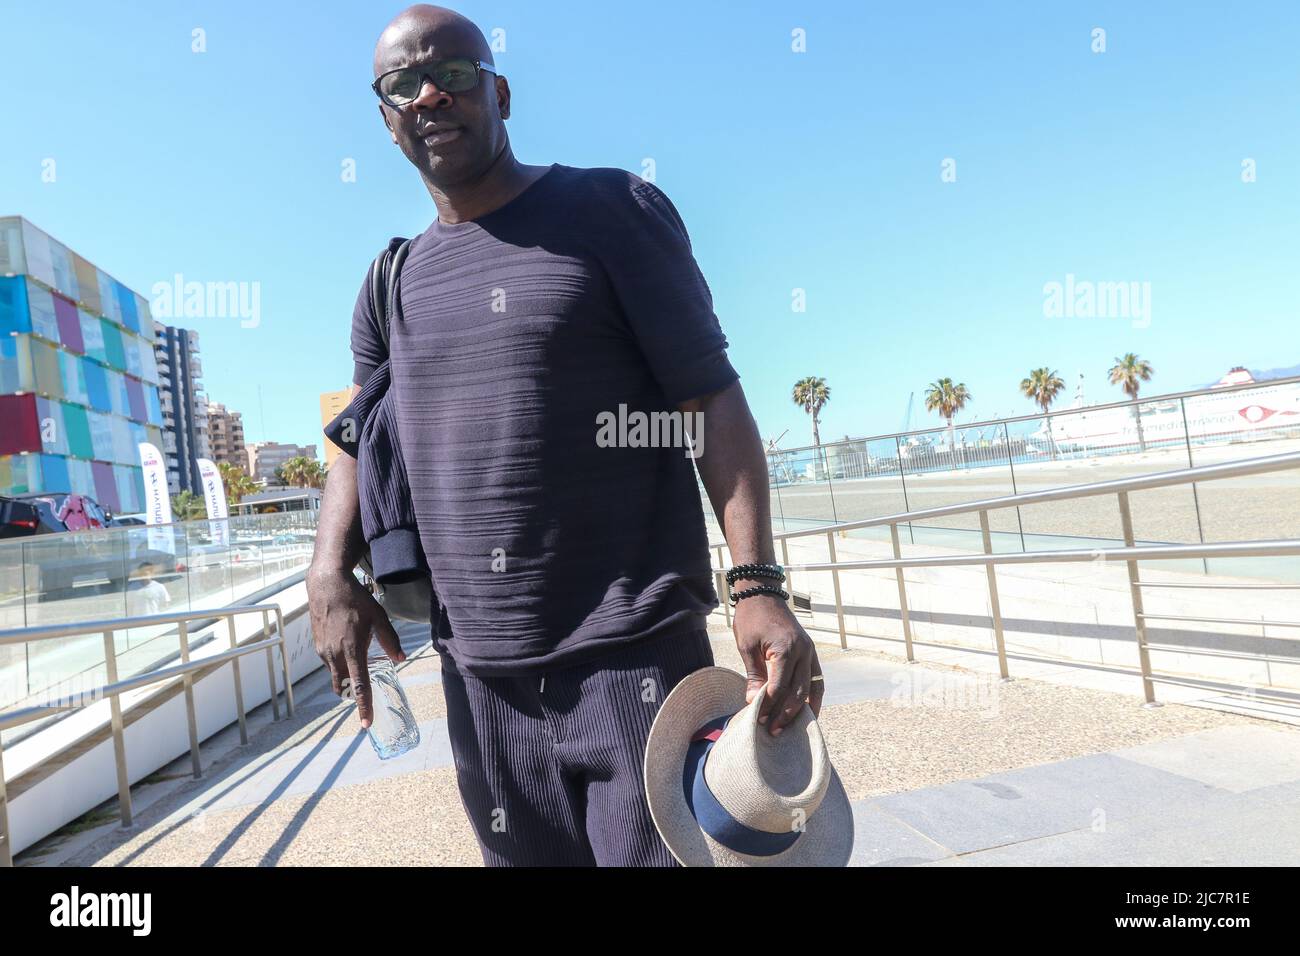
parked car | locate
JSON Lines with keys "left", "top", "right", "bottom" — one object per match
{"left": 0, "top": 492, "right": 175, "bottom": 600}
{"left": 0, "top": 491, "right": 111, "bottom": 537}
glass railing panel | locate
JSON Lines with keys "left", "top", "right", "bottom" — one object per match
{"left": 754, "top": 380, "right": 1300, "bottom": 570}
{"left": 0, "top": 509, "right": 319, "bottom": 707}
{"left": 0, "top": 538, "right": 28, "bottom": 633}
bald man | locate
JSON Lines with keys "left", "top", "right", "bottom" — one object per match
{"left": 307, "top": 4, "right": 825, "bottom": 867}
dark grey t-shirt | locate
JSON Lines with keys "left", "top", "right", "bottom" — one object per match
{"left": 351, "top": 164, "right": 739, "bottom": 674}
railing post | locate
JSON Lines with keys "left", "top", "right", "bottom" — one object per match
{"left": 262, "top": 609, "right": 281, "bottom": 721}
{"left": 716, "top": 546, "right": 731, "bottom": 627}
{"left": 979, "top": 511, "right": 1011, "bottom": 680}
{"left": 1117, "top": 492, "right": 1160, "bottom": 706}
{"left": 276, "top": 607, "right": 295, "bottom": 717}
{"left": 821, "top": 445, "right": 839, "bottom": 524}
{"left": 895, "top": 436, "right": 914, "bottom": 545}
{"left": 1179, "top": 397, "right": 1210, "bottom": 575}
{"left": 713, "top": 562, "right": 729, "bottom": 623}
{"left": 0, "top": 739, "right": 11, "bottom": 867}
{"left": 825, "top": 531, "right": 847, "bottom": 649}
{"left": 781, "top": 537, "right": 795, "bottom": 612}
{"left": 227, "top": 616, "right": 249, "bottom": 745}
{"left": 20, "top": 540, "right": 28, "bottom": 630}
{"left": 177, "top": 620, "right": 202, "bottom": 779}
{"left": 1004, "top": 423, "right": 1027, "bottom": 553}
{"left": 102, "top": 629, "right": 133, "bottom": 827}
{"left": 890, "top": 523, "right": 915, "bottom": 662}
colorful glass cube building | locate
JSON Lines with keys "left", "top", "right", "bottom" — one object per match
{"left": 0, "top": 217, "right": 165, "bottom": 514}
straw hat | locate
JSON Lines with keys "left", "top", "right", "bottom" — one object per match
{"left": 643, "top": 667, "right": 854, "bottom": 867}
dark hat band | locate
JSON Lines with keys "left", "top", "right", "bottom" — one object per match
{"left": 681, "top": 715, "right": 802, "bottom": 858}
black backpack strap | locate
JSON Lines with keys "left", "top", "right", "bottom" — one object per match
{"left": 368, "top": 251, "right": 388, "bottom": 350}
{"left": 370, "top": 236, "right": 410, "bottom": 354}
{"left": 385, "top": 238, "right": 411, "bottom": 347}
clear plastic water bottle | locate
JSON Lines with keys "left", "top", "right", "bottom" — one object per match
{"left": 344, "top": 655, "right": 420, "bottom": 759}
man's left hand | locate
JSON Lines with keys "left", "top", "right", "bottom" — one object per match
{"left": 732, "top": 593, "right": 824, "bottom": 735}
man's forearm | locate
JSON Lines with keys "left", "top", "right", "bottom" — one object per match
{"left": 684, "top": 380, "right": 821, "bottom": 728}
{"left": 681, "top": 381, "right": 776, "bottom": 571}
{"left": 309, "top": 451, "right": 368, "bottom": 576}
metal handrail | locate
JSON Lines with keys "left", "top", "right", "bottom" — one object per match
{"left": 767, "top": 450, "right": 1300, "bottom": 542}
{"left": 1136, "top": 612, "right": 1300, "bottom": 630}
{"left": 786, "top": 540, "right": 1300, "bottom": 572}
{"left": 709, "top": 450, "right": 1300, "bottom": 715}
{"left": 0, "top": 637, "right": 288, "bottom": 732}
{"left": 0, "top": 602, "right": 296, "bottom": 867}
{"left": 0, "top": 605, "right": 278, "bottom": 646}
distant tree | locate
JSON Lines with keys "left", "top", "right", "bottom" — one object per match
{"left": 1020, "top": 368, "right": 1066, "bottom": 460}
{"left": 278, "top": 456, "right": 325, "bottom": 489}
{"left": 1108, "top": 353, "right": 1155, "bottom": 451}
{"left": 170, "top": 490, "right": 206, "bottom": 521}
{"left": 217, "top": 461, "right": 256, "bottom": 506}
{"left": 305, "top": 459, "right": 325, "bottom": 489}
{"left": 923, "top": 378, "right": 972, "bottom": 467}
{"left": 791, "top": 376, "right": 831, "bottom": 447}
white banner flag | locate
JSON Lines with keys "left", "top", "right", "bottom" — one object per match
{"left": 197, "top": 458, "right": 229, "bottom": 547}
{"left": 137, "top": 442, "right": 175, "bottom": 555}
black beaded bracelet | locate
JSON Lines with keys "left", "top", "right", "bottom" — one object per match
{"left": 725, "top": 563, "right": 785, "bottom": 586}
{"left": 730, "top": 584, "right": 790, "bottom": 606}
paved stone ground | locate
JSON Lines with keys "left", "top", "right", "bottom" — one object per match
{"left": 25, "top": 618, "right": 1300, "bottom": 868}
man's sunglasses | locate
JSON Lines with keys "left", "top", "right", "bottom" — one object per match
{"left": 372, "top": 58, "right": 497, "bottom": 107}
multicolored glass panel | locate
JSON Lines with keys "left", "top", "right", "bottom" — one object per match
{"left": 0, "top": 217, "right": 159, "bottom": 506}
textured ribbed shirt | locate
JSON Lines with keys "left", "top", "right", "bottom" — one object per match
{"left": 350, "top": 164, "right": 739, "bottom": 674}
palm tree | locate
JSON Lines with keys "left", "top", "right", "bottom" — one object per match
{"left": 278, "top": 456, "right": 326, "bottom": 490}
{"left": 1108, "top": 353, "right": 1154, "bottom": 451}
{"left": 1020, "top": 368, "right": 1066, "bottom": 460}
{"left": 170, "top": 490, "right": 206, "bottom": 521}
{"left": 791, "top": 377, "right": 831, "bottom": 447}
{"left": 923, "top": 378, "right": 972, "bottom": 467}
{"left": 217, "top": 460, "right": 257, "bottom": 507}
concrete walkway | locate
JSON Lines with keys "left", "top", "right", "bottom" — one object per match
{"left": 20, "top": 617, "right": 1300, "bottom": 867}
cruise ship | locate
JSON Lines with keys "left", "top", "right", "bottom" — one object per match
{"left": 1030, "top": 368, "right": 1300, "bottom": 455}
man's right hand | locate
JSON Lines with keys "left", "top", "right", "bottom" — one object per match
{"left": 306, "top": 567, "right": 404, "bottom": 729}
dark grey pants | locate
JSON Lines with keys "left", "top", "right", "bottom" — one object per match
{"left": 439, "top": 624, "right": 715, "bottom": 867}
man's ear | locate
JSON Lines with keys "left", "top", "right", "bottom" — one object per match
{"left": 496, "top": 75, "right": 511, "bottom": 120}
{"left": 378, "top": 102, "right": 398, "bottom": 143}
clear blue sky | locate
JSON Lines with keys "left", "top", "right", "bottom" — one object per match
{"left": 2, "top": 0, "right": 1296, "bottom": 453}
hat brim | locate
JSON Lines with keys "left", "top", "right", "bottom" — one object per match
{"left": 644, "top": 667, "right": 854, "bottom": 867}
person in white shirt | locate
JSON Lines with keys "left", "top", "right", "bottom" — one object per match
{"left": 126, "top": 562, "right": 171, "bottom": 618}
